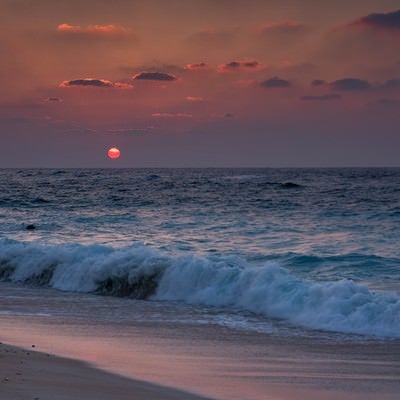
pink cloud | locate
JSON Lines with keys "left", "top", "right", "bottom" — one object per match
{"left": 184, "top": 63, "right": 209, "bottom": 71}
{"left": 56, "top": 23, "right": 132, "bottom": 39}
{"left": 185, "top": 96, "right": 204, "bottom": 102}
{"left": 113, "top": 82, "right": 134, "bottom": 89}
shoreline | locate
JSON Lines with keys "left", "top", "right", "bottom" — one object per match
{"left": 2, "top": 338, "right": 400, "bottom": 400}
{"left": 0, "top": 342, "right": 212, "bottom": 400}
{"left": 1, "top": 283, "right": 399, "bottom": 400}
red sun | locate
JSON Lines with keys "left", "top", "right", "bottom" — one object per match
{"left": 107, "top": 147, "right": 121, "bottom": 159}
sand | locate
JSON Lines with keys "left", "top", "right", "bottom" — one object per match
{"left": 0, "top": 342, "right": 211, "bottom": 400}
{"left": 2, "top": 339, "right": 400, "bottom": 400}
{"left": 1, "top": 283, "right": 399, "bottom": 400}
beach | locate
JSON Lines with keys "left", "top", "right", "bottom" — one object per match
{"left": 1, "top": 329, "right": 399, "bottom": 400}
{"left": 0, "top": 168, "right": 399, "bottom": 400}
{"left": 1, "top": 283, "right": 399, "bottom": 400}
{"left": 0, "top": 343, "right": 211, "bottom": 400}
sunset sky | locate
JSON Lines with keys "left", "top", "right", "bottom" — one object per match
{"left": 1, "top": 0, "right": 399, "bottom": 167}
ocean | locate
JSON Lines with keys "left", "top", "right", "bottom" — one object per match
{"left": 0, "top": 168, "right": 399, "bottom": 399}
{"left": 0, "top": 167, "right": 399, "bottom": 337}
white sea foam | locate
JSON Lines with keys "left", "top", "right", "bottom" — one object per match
{"left": 0, "top": 239, "right": 399, "bottom": 338}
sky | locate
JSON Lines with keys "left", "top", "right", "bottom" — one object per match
{"left": 1, "top": 0, "right": 399, "bottom": 167}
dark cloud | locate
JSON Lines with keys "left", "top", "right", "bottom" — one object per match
{"left": 260, "top": 76, "right": 292, "bottom": 88}
{"left": 329, "top": 78, "right": 371, "bottom": 91}
{"left": 59, "top": 78, "right": 132, "bottom": 89}
{"left": 243, "top": 61, "right": 260, "bottom": 68}
{"left": 350, "top": 9, "right": 400, "bottom": 31}
{"left": 381, "top": 78, "right": 400, "bottom": 89}
{"left": 319, "top": 77, "right": 400, "bottom": 92}
{"left": 60, "top": 78, "right": 114, "bottom": 88}
{"left": 133, "top": 72, "right": 177, "bottom": 81}
{"left": 219, "top": 60, "right": 261, "bottom": 72}
{"left": 210, "top": 112, "right": 235, "bottom": 119}
{"left": 225, "top": 61, "right": 240, "bottom": 69}
{"left": 311, "top": 79, "right": 326, "bottom": 86}
{"left": 300, "top": 94, "right": 342, "bottom": 101}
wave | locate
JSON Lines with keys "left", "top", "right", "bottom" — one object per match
{"left": 0, "top": 239, "right": 399, "bottom": 338}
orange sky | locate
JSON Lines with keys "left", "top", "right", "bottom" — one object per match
{"left": 0, "top": 0, "right": 399, "bottom": 167}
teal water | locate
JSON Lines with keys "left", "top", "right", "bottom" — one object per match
{"left": 0, "top": 168, "right": 399, "bottom": 337}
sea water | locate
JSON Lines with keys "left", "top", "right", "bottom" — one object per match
{"left": 0, "top": 168, "right": 399, "bottom": 338}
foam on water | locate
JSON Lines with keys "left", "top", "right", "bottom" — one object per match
{"left": 0, "top": 239, "right": 399, "bottom": 338}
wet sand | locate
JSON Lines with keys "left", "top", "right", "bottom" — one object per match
{"left": 0, "top": 342, "right": 212, "bottom": 400}
{"left": 1, "top": 284, "right": 399, "bottom": 400}
{"left": 2, "top": 337, "right": 399, "bottom": 400}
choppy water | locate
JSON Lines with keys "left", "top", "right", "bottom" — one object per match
{"left": 0, "top": 168, "right": 399, "bottom": 338}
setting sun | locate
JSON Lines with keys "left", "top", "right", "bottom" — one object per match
{"left": 107, "top": 147, "right": 121, "bottom": 159}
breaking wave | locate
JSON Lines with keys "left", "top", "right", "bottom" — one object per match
{"left": 0, "top": 239, "right": 399, "bottom": 338}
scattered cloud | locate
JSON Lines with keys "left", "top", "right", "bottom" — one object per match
{"left": 133, "top": 72, "right": 177, "bottom": 81}
{"left": 381, "top": 78, "right": 400, "bottom": 89}
{"left": 329, "top": 78, "right": 371, "bottom": 91}
{"left": 300, "top": 94, "right": 342, "bottom": 101}
{"left": 349, "top": 9, "right": 400, "bottom": 32}
{"left": 59, "top": 78, "right": 132, "bottom": 89}
{"left": 185, "top": 63, "right": 209, "bottom": 71}
{"left": 210, "top": 112, "right": 235, "bottom": 119}
{"left": 186, "top": 96, "right": 204, "bottom": 102}
{"left": 113, "top": 82, "right": 134, "bottom": 89}
{"left": 56, "top": 23, "right": 133, "bottom": 39}
{"left": 220, "top": 61, "right": 240, "bottom": 70}
{"left": 152, "top": 113, "right": 192, "bottom": 118}
{"left": 310, "top": 77, "right": 400, "bottom": 91}
{"left": 107, "top": 128, "right": 152, "bottom": 135}
{"left": 45, "top": 97, "right": 63, "bottom": 102}
{"left": 311, "top": 79, "right": 326, "bottom": 86}
{"left": 218, "top": 60, "right": 262, "bottom": 72}
{"left": 323, "top": 12, "right": 400, "bottom": 76}
{"left": 260, "top": 76, "right": 292, "bottom": 88}
{"left": 60, "top": 78, "right": 114, "bottom": 88}
{"left": 259, "top": 20, "right": 306, "bottom": 35}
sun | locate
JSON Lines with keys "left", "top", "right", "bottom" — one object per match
{"left": 107, "top": 147, "right": 121, "bottom": 159}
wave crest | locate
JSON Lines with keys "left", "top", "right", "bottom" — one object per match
{"left": 0, "top": 239, "right": 399, "bottom": 337}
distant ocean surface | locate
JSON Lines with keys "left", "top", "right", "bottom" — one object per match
{"left": 0, "top": 168, "right": 399, "bottom": 338}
